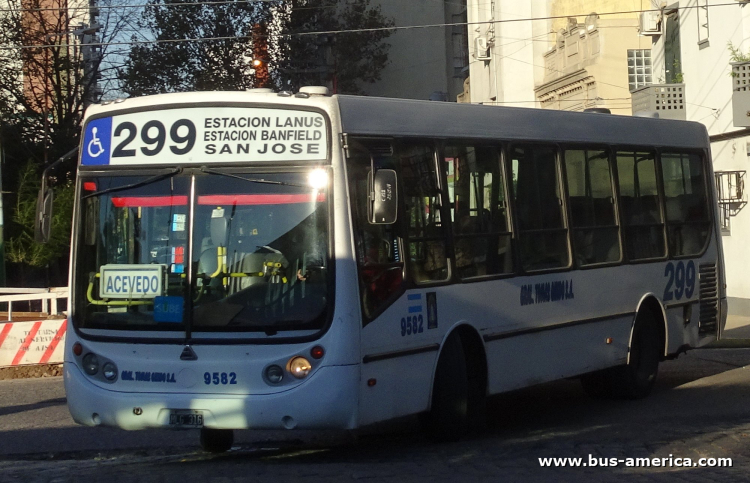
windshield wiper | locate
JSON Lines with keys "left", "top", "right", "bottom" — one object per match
{"left": 200, "top": 166, "right": 308, "bottom": 188}
{"left": 82, "top": 167, "right": 182, "bottom": 200}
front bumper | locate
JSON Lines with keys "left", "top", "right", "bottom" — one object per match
{"left": 64, "top": 362, "right": 359, "bottom": 430}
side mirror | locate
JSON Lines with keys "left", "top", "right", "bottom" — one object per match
{"left": 34, "top": 188, "right": 54, "bottom": 243}
{"left": 368, "top": 169, "right": 398, "bottom": 224}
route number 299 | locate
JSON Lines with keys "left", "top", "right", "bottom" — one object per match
{"left": 663, "top": 260, "right": 696, "bottom": 302}
{"left": 113, "top": 119, "right": 196, "bottom": 158}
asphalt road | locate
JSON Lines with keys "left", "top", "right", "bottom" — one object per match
{"left": 1, "top": 348, "right": 750, "bottom": 481}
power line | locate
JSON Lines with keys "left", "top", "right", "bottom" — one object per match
{"left": 2, "top": 0, "right": 492, "bottom": 15}
{"left": 1, "top": 1, "right": 743, "bottom": 50}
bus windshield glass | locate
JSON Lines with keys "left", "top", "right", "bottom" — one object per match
{"left": 74, "top": 169, "right": 330, "bottom": 334}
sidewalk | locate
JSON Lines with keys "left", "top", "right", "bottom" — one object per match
{"left": 708, "top": 313, "right": 750, "bottom": 347}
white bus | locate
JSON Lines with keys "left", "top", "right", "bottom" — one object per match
{"left": 44, "top": 88, "right": 726, "bottom": 451}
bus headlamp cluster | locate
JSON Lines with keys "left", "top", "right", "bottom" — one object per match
{"left": 264, "top": 347, "right": 324, "bottom": 385}
{"left": 102, "top": 362, "right": 118, "bottom": 381}
{"left": 82, "top": 353, "right": 99, "bottom": 375}
{"left": 288, "top": 357, "right": 312, "bottom": 379}
{"left": 79, "top": 350, "right": 118, "bottom": 382}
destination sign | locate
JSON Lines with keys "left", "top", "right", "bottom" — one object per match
{"left": 80, "top": 107, "right": 328, "bottom": 166}
{"left": 99, "top": 264, "right": 166, "bottom": 299}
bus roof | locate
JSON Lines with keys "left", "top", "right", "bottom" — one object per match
{"left": 336, "top": 95, "right": 710, "bottom": 150}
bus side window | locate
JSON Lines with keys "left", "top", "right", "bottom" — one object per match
{"left": 398, "top": 142, "right": 449, "bottom": 284}
{"left": 347, "top": 140, "right": 405, "bottom": 320}
{"left": 616, "top": 151, "right": 666, "bottom": 260}
{"left": 660, "top": 152, "right": 710, "bottom": 256}
{"left": 564, "top": 149, "right": 621, "bottom": 266}
{"left": 445, "top": 144, "right": 512, "bottom": 278}
{"left": 511, "top": 145, "right": 569, "bottom": 271}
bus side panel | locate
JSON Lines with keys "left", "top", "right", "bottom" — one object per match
{"left": 358, "top": 353, "right": 436, "bottom": 427}
{"left": 485, "top": 316, "right": 632, "bottom": 393}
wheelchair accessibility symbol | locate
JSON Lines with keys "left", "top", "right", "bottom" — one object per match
{"left": 81, "top": 117, "right": 111, "bottom": 165}
{"left": 87, "top": 127, "right": 105, "bottom": 158}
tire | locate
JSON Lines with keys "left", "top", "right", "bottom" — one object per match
{"left": 614, "top": 314, "right": 661, "bottom": 399}
{"left": 580, "top": 313, "right": 661, "bottom": 400}
{"left": 424, "top": 333, "right": 469, "bottom": 441}
{"left": 200, "top": 428, "right": 234, "bottom": 453}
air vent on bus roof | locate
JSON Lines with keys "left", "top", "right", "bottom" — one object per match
{"left": 298, "top": 86, "right": 330, "bottom": 96}
{"left": 583, "top": 108, "right": 611, "bottom": 114}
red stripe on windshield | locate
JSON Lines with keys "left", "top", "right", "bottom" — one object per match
{"left": 111, "top": 196, "right": 188, "bottom": 207}
{"left": 197, "top": 194, "right": 326, "bottom": 205}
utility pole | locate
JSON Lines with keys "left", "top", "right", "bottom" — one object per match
{"left": 0, "top": 137, "right": 6, "bottom": 286}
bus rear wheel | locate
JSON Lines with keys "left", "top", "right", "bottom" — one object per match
{"left": 581, "top": 313, "right": 661, "bottom": 400}
{"left": 200, "top": 428, "right": 233, "bottom": 453}
{"left": 424, "top": 333, "right": 469, "bottom": 441}
{"left": 614, "top": 314, "right": 661, "bottom": 399}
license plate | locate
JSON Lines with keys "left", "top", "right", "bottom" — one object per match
{"left": 169, "top": 410, "right": 203, "bottom": 427}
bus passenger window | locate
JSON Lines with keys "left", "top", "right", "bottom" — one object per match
{"left": 398, "top": 142, "right": 449, "bottom": 283}
{"left": 511, "top": 145, "right": 569, "bottom": 271}
{"left": 445, "top": 144, "right": 512, "bottom": 278}
{"left": 347, "top": 140, "right": 405, "bottom": 320}
{"left": 564, "top": 149, "right": 621, "bottom": 266}
{"left": 660, "top": 153, "right": 710, "bottom": 256}
{"left": 616, "top": 151, "right": 666, "bottom": 260}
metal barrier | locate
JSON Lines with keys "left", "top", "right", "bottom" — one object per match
{"left": 0, "top": 287, "right": 68, "bottom": 321}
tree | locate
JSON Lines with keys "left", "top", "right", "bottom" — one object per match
{"left": 5, "top": 161, "right": 73, "bottom": 284}
{"left": 120, "top": 0, "right": 268, "bottom": 96}
{"left": 271, "top": 0, "right": 393, "bottom": 94}
{"left": 0, "top": 0, "right": 136, "bottom": 164}
{"left": 120, "top": 0, "right": 393, "bottom": 96}
{"left": 0, "top": 0, "right": 133, "bottom": 284}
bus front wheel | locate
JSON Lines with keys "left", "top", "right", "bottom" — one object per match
{"left": 424, "top": 333, "right": 469, "bottom": 441}
{"left": 200, "top": 428, "right": 233, "bottom": 453}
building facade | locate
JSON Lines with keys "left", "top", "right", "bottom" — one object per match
{"left": 361, "top": 0, "right": 469, "bottom": 101}
{"left": 646, "top": 0, "right": 750, "bottom": 314}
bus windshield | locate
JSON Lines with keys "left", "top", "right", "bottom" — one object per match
{"left": 74, "top": 169, "right": 330, "bottom": 335}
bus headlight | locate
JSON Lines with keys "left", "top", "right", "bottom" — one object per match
{"left": 82, "top": 353, "right": 99, "bottom": 376}
{"left": 265, "top": 364, "right": 284, "bottom": 384}
{"left": 102, "top": 362, "right": 118, "bottom": 381}
{"left": 288, "top": 356, "right": 312, "bottom": 379}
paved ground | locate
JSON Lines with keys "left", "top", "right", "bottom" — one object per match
{"left": 1, "top": 347, "right": 750, "bottom": 482}
{"left": 0, "top": 315, "right": 748, "bottom": 481}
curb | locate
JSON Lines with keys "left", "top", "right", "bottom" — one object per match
{"left": 703, "top": 339, "right": 750, "bottom": 349}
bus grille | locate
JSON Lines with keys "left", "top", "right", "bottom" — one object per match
{"left": 698, "top": 263, "right": 718, "bottom": 336}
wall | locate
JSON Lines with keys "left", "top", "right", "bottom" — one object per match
{"left": 360, "top": 1, "right": 458, "bottom": 101}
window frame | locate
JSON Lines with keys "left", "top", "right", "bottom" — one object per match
{"left": 438, "top": 140, "right": 515, "bottom": 282}
{"left": 611, "top": 147, "right": 669, "bottom": 264}
{"left": 560, "top": 144, "right": 623, "bottom": 269}
{"left": 398, "top": 139, "right": 453, "bottom": 286}
{"left": 656, "top": 148, "right": 714, "bottom": 260}
{"left": 506, "top": 142, "right": 572, "bottom": 274}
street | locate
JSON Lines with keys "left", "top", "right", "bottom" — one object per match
{"left": 1, "top": 347, "right": 750, "bottom": 482}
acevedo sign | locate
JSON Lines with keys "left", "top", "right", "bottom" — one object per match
{"left": 80, "top": 107, "right": 328, "bottom": 166}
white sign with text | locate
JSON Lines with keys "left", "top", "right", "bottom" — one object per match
{"left": 81, "top": 108, "right": 328, "bottom": 166}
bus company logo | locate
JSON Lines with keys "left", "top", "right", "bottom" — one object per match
{"left": 121, "top": 370, "right": 176, "bottom": 383}
{"left": 520, "top": 279, "right": 574, "bottom": 306}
